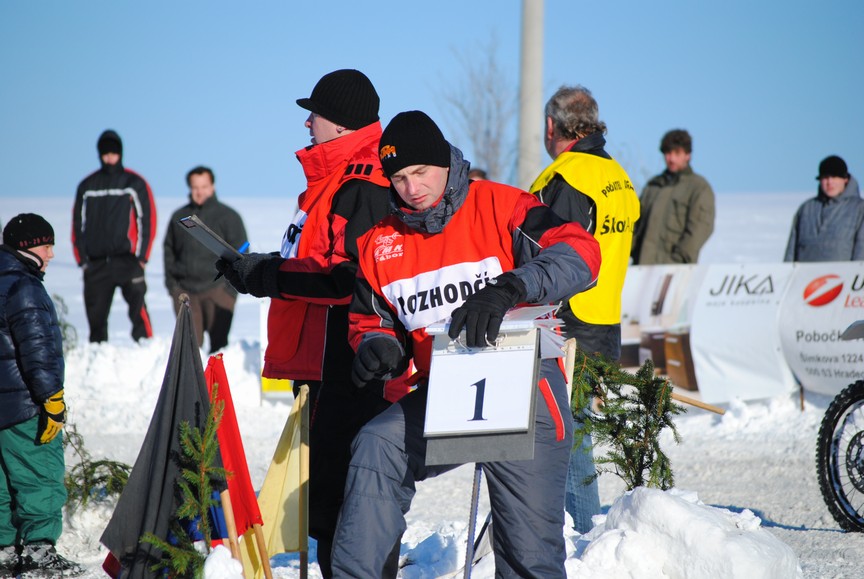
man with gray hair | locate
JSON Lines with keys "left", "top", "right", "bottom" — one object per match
{"left": 530, "top": 85, "right": 640, "bottom": 533}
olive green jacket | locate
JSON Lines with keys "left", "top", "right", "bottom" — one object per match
{"left": 631, "top": 166, "right": 715, "bottom": 264}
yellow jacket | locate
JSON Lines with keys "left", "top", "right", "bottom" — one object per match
{"left": 531, "top": 147, "right": 640, "bottom": 324}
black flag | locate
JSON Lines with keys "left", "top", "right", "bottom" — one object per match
{"left": 100, "top": 296, "right": 226, "bottom": 578}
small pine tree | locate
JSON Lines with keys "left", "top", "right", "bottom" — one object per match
{"left": 572, "top": 351, "right": 685, "bottom": 491}
{"left": 141, "top": 385, "right": 228, "bottom": 578}
{"left": 64, "top": 422, "right": 131, "bottom": 512}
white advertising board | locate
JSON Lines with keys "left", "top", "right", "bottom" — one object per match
{"left": 778, "top": 262, "right": 864, "bottom": 396}
{"left": 690, "top": 263, "right": 797, "bottom": 403}
{"left": 621, "top": 264, "right": 706, "bottom": 343}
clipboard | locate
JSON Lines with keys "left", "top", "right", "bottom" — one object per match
{"left": 423, "top": 310, "right": 553, "bottom": 465}
{"left": 178, "top": 215, "right": 243, "bottom": 263}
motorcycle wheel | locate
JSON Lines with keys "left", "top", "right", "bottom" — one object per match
{"left": 816, "top": 379, "right": 864, "bottom": 532}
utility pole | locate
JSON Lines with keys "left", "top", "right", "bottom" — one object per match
{"left": 517, "top": 0, "right": 543, "bottom": 190}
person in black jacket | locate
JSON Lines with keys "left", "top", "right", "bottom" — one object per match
{"left": 72, "top": 130, "right": 157, "bottom": 343}
{"left": 163, "top": 166, "right": 248, "bottom": 353}
{"left": 0, "top": 214, "right": 83, "bottom": 577}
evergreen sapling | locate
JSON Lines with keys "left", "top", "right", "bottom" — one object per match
{"left": 572, "top": 351, "right": 685, "bottom": 491}
{"left": 141, "top": 384, "right": 229, "bottom": 578}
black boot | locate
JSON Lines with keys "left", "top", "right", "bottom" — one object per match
{"left": 18, "top": 542, "right": 84, "bottom": 578}
{"left": 0, "top": 545, "right": 19, "bottom": 579}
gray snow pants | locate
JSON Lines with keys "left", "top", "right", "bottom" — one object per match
{"left": 331, "top": 359, "right": 572, "bottom": 578}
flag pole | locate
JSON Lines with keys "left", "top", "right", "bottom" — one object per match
{"left": 252, "top": 524, "right": 273, "bottom": 579}
{"left": 299, "top": 384, "right": 310, "bottom": 579}
{"left": 220, "top": 490, "right": 241, "bottom": 560}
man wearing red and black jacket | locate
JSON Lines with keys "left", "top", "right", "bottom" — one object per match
{"left": 330, "top": 111, "right": 601, "bottom": 578}
{"left": 72, "top": 130, "right": 156, "bottom": 343}
{"left": 215, "top": 69, "right": 407, "bottom": 577}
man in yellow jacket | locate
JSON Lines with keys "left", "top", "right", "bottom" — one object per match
{"left": 530, "top": 85, "right": 640, "bottom": 533}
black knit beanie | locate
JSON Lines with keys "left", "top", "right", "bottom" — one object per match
{"left": 296, "top": 69, "right": 379, "bottom": 130}
{"left": 817, "top": 155, "right": 849, "bottom": 180}
{"left": 3, "top": 213, "right": 55, "bottom": 250}
{"left": 97, "top": 129, "right": 123, "bottom": 156}
{"left": 378, "top": 111, "right": 451, "bottom": 178}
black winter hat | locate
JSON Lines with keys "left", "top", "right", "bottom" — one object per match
{"left": 97, "top": 129, "right": 123, "bottom": 156}
{"left": 3, "top": 213, "right": 55, "bottom": 250}
{"left": 817, "top": 155, "right": 849, "bottom": 180}
{"left": 296, "top": 69, "right": 379, "bottom": 130}
{"left": 378, "top": 111, "right": 451, "bottom": 178}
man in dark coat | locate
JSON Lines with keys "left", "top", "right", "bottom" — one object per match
{"left": 631, "top": 129, "right": 715, "bottom": 264}
{"left": 72, "top": 129, "right": 157, "bottom": 343}
{"left": 164, "top": 166, "right": 248, "bottom": 352}
{"left": 784, "top": 155, "right": 864, "bottom": 262}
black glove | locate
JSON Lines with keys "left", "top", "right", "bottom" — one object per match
{"left": 448, "top": 272, "right": 527, "bottom": 348}
{"left": 352, "top": 335, "right": 406, "bottom": 388}
{"left": 215, "top": 253, "right": 283, "bottom": 298}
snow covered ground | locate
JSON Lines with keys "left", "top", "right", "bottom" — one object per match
{"left": 6, "top": 191, "right": 864, "bottom": 578}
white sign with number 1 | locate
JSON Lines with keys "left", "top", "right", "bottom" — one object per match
{"left": 424, "top": 328, "right": 539, "bottom": 437}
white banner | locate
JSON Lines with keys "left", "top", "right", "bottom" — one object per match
{"left": 690, "top": 264, "right": 797, "bottom": 403}
{"left": 778, "top": 262, "right": 864, "bottom": 395}
{"left": 621, "top": 265, "right": 706, "bottom": 343}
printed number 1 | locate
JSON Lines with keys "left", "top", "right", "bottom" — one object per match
{"left": 470, "top": 378, "right": 487, "bottom": 421}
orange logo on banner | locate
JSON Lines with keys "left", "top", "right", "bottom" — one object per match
{"left": 803, "top": 274, "right": 843, "bottom": 307}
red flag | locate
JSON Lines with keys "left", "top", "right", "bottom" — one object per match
{"left": 102, "top": 552, "right": 121, "bottom": 578}
{"left": 205, "top": 354, "right": 263, "bottom": 535}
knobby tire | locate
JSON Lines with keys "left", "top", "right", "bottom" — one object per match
{"left": 816, "top": 379, "right": 864, "bottom": 532}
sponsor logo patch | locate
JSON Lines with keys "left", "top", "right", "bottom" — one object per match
{"left": 803, "top": 274, "right": 843, "bottom": 307}
{"left": 379, "top": 144, "right": 397, "bottom": 161}
{"left": 373, "top": 232, "right": 404, "bottom": 262}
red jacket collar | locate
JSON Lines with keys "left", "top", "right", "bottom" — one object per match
{"left": 295, "top": 122, "right": 383, "bottom": 184}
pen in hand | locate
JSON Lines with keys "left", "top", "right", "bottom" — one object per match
{"left": 214, "top": 241, "right": 249, "bottom": 281}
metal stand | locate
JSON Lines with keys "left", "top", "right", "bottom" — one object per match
{"left": 463, "top": 464, "right": 483, "bottom": 579}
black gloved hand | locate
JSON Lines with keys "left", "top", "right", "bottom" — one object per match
{"left": 448, "top": 272, "right": 528, "bottom": 348}
{"left": 215, "top": 253, "right": 283, "bottom": 298}
{"left": 352, "top": 335, "right": 406, "bottom": 388}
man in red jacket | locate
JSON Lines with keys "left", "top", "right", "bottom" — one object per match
{"left": 330, "top": 111, "right": 601, "bottom": 578}
{"left": 216, "top": 69, "right": 406, "bottom": 577}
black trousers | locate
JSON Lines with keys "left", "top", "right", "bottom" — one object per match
{"left": 294, "top": 380, "right": 392, "bottom": 578}
{"left": 559, "top": 308, "right": 622, "bottom": 361}
{"left": 83, "top": 255, "right": 152, "bottom": 343}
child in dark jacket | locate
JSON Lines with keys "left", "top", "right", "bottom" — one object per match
{"left": 0, "top": 214, "right": 83, "bottom": 578}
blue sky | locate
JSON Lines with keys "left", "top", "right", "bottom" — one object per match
{"left": 1, "top": 0, "right": 862, "bottom": 208}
